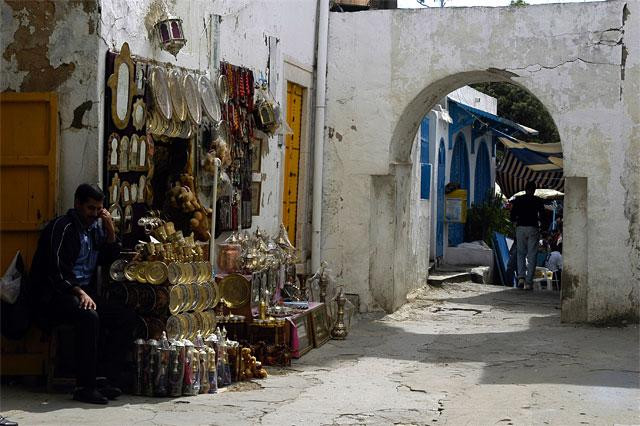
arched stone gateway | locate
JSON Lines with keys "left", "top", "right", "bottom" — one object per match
{"left": 322, "top": 1, "right": 639, "bottom": 322}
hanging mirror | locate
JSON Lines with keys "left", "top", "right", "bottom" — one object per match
{"left": 109, "top": 203, "right": 123, "bottom": 235}
{"left": 121, "top": 181, "right": 132, "bottom": 206}
{"left": 137, "top": 175, "right": 146, "bottom": 203}
{"left": 108, "top": 42, "right": 135, "bottom": 130}
{"left": 168, "top": 69, "right": 187, "bottom": 122}
{"left": 124, "top": 205, "right": 133, "bottom": 234}
{"left": 119, "top": 136, "right": 130, "bottom": 172}
{"left": 150, "top": 67, "right": 172, "bottom": 121}
{"left": 109, "top": 173, "right": 121, "bottom": 205}
{"left": 135, "top": 63, "right": 146, "bottom": 96}
{"left": 132, "top": 99, "right": 146, "bottom": 131}
{"left": 107, "top": 133, "right": 120, "bottom": 170}
{"left": 129, "top": 134, "right": 139, "bottom": 171}
{"left": 199, "top": 75, "right": 221, "bottom": 122}
{"left": 138, "top": 136, "right": 147, "bottom": 170}
{"left": 183, "top": 74, "right": 202, "bottom": 125}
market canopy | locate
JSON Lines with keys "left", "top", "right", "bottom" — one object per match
{"left": 449, "top": 100, "right": 540, "bottom": 137}
{"left": 496, "top": 136, "right": 564, "bottom": 198}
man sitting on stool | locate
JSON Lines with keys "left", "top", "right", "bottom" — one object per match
{"left": 30, "top": 184, "right": 135, "bottom": 404}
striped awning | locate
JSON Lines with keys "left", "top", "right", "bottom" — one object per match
{"left": 496, "top": 137, "right": 564, "bottom": 198}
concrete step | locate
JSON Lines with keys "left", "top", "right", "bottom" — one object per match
{"left": 427, "top": 271, "right": 471, "bottom": 286}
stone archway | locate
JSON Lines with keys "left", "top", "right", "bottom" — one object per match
{"left": 322, "top": 1, "right": 639, "bottom": 322}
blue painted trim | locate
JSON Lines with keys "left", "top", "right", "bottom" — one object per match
{"left": 420, "top": 117, "right": 430, "bottom": 164}
{"left": 436, "top": 139, "right": 446, "bottom": 258}
{"left": 420, "top": 163, "right": 431, "bottom": 200}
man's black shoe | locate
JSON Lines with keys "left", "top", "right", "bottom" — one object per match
{"left": 72, "top": 387, "right": 108, "bottom": 405}
{"left": 96, "top": 377, "right": 123, "bottom": 400}
{"left": 99, "top": 385, "right": 122, "bottom": 400}
{"left": 0, "top": 415, "right": 18, "bottom": 426}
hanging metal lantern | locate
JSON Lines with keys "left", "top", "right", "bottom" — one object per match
{"left": 155, "top": 18, "right": 187, "bottom": 58}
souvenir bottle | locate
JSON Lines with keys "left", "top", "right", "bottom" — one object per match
{"left": 168, "top": 339, "right": 185, "bottom": 397}
{"left": 207, "top": 346, "right": 218, "bottom": 394}
{"left": 132, "top": 338, "right": 145, "bottom": 395}
{"left": 199, "top": 348, "right": 209, "bottom": 394}
{"left": 215, "top": 328, "right": 226, "bottom": 388}
{"left": 182, "top": 339, "right": 196, "bottom": 396}
{"left": 143, "top": 339, "right": 158, "bottom": 397}
{"left": 154, "top": 332, "right": 170, "bottom": 396}
{"left": 191, "top": 347, "right": 201, "bottom": 395}
{"left": 221, "top": 327, "right": 232, "bottom": 385}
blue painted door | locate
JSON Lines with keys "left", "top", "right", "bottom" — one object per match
{"left": 448, "top": 133, "right": 469, "bottom": 246}
{"left": 474, "top": 140, "right": 491, "bottom": 205}
{"left": 436, "top": 139, "right": 446, "bottom": 258}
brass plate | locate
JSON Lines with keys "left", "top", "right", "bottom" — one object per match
{"left": 136, "top": 261, "right": 149, "bottom": 283}
{"left": 124, "top": 261, "right": 140, "bottom": 282}
{"left": 219, "top": 274, "right": 251, "bottom": 308}
{"left": 109, "top": 259, "right": 127, "bottom": 282}
{"left": 146, "top": 261, "right": 168, "bottom": 285}
{"left": 166, "top": 315, "right": 180, "bottom": 339}
{"left": 199, "top": 75, "right": 221, "bottom": 122}
{"left": 168, "top": 262, "right": 181, "bottom": 285}
{"left": 217, "top": 74, "right": 229, "bottom": 104}
{"left": 182, "top": 74, "right": 202, "bottom": 125}
{"left": 169, "top": 284, "right": 187, "bottom": 315}
{"left": 210, "top": 282, "right": 221, "bottom": 308}
{"left": 150, "top": 67, "right": 172, "bottom": 121}
{"left": 168, "top": 69, "right": 187, "bottom": 122}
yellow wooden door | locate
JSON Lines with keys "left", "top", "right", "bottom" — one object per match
{"left": 282, "top": 82, "right": 303, "bottom": 243}
{"left": 1, "top": 92, "right": 58, "bottom": 272}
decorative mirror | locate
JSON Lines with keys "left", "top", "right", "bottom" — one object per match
{"left": 168, "top": 69, "right": 187, "bottom": 121}
{"left": 124, "top": 205, "right": 133, "bottom": 234}
{"left": 150, "top": 67, "right": 172, "bottom": 121}
{"left": 135, "top": 64, "right": 146, "bottom": 96}
{"left": 199, "top": 75, "right": 221, "bottom": 122}
{"left": 129, "top": 134, "right": 139, "bottom": 171}
{"left": 138, "top": 136, "right": 147, "bottom": 170}
{"left": 119, "top": 136, "right": 130, "bottom": 172}
{"left": 183, "top": 74, "right": 202, "bottom": 125}
{"left": 137, "top": 175, "right": 146, "bottom": 203}
{"left": 132, "top": 99, "right": 146, "bottom": 131}
{"left": 121, "top": 181, "right": 132, "bottom": 206}
{"left": 109, "top": 203, "right": 123, "bottom": 235}
{"left": 107, "top": 133, "right": 120, "bottom": 170}
{"left": 107, "top": 42, "right": 135, "bottom": 129}
{"left": 109, "top": 173, "right": 121, "bottom": 205}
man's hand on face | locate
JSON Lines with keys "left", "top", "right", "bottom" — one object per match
{"left": 99, "top": 208, "right": 116, "bottom": 243}
{"left": 73, "top": 287, "right": 96, "bottom": 310}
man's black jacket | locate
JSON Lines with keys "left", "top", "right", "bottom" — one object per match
{"left": 29, "top": 209, "right": 120, "bottom": 307}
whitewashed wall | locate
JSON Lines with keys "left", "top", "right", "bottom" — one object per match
{"left": 325, "top": 1, "right": 640, "bottom": 321}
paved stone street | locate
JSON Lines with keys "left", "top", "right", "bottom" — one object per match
{"left": 1, "top": 282, "right": 638, "bottom": 425}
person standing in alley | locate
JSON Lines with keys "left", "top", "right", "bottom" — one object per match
{"left": 510, "top": 181, "right": 545, "bottom": 290}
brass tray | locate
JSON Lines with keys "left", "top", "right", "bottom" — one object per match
{"left": 199, "top": 75, "right": 221, "bottom": 122}
{"left": 169, "top": 284, "right": 188, "bottom": 315}
{"left": 210, "top": 281, "right": 221, "bottom": 308}
{"left": 168, "top": 69, "right": 187, "bottom": 122}
{"left": 219, "top": 274, "right": 251, "bottom": 308}
{"left": 168, "top": 262, "right": 181, "bottom": 285}
{"left": 135, "top": 261, "right": 149, "bottom": 283}
{"left": 182, "top": 74, "right": 202, "bottom": 125}
{"left": 150, "top": 67, "right": 172, "bottom": 121}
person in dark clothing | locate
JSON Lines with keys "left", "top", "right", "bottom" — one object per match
{"left": 30, "top": 184, "right": 135, "bottom": 404}
{"left": 510, "top": 181, "right": 545, "bottom": 290}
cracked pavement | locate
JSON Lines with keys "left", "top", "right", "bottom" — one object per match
{"left": 1, "top": 282, "right": 638, "bottom": 425}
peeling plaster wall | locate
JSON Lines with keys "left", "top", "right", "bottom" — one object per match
{"left": 1, "top": 0, "right": 101, "bottom": 212}
{"left": 325, "top": 1, "right": 639, "bottom": 321}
